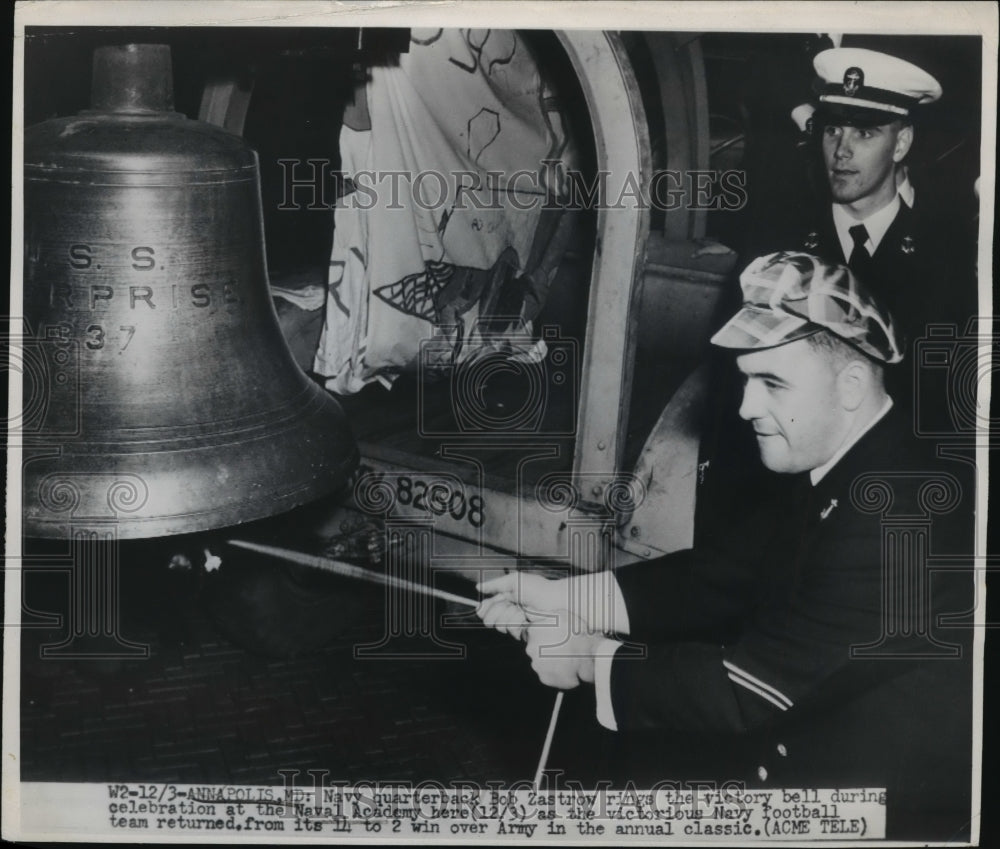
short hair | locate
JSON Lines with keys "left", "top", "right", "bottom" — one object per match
{"left": 805, "top": 329, "right": 884, "bottom": 374}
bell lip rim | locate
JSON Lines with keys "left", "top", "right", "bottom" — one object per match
{"left": 21, "top": 450, "right": 360, "bottom": 541}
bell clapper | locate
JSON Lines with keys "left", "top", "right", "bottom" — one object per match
{"left": 203, "top": 548, "right": 223, "bottom": 573}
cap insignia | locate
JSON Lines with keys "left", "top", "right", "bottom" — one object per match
{"left": 843, "top": 67, "right": 864, "bottom": 96}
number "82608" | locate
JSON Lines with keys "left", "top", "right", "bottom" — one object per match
{"left": 395, "top": 475, "right": 484, "bottom": 529}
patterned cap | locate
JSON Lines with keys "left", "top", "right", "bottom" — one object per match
{"left": 813, "top": 47, "right": 941, "bottom": 126}
{"left": 711, "top": 252, "right": 903, "bottom": 363}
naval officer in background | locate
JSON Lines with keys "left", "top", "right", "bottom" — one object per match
{"left": 753, "top": 46, "right": 977, "bottom": 355}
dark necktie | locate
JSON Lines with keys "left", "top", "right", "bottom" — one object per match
{"left": 848, "top": 224, "right": 871, "bottom": 275}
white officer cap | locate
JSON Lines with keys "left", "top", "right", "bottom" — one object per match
{"left": 813, "top": 47, "right": 941, "bottom": 126}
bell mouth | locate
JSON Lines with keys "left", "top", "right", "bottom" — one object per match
{"left": 21, "top": 383, "right": 359, "bottom": 540}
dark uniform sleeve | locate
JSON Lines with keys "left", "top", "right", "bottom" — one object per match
{"left": 613, "top": 546, "right": 762, "bottom": 641}
{"left": 608, "top": 498, "right": 898, "bottom": 734}
{"left": 612, "top": 468, "right": 796, "bottom": 640}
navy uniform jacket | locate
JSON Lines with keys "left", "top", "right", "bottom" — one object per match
{"left": 753, "top": 200, "right": 977, "bottom": 348}
{"left": 607, "top": 406, "right": 974, "bottom": 841}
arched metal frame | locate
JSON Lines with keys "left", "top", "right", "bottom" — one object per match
{"left": 558, "top": 30, "right": 651, "bottom": 499}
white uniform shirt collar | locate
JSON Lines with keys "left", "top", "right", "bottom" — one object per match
{"left": 810, "top": 397, "right": 894, "bottom": 485}
{"left": 832, "top": 193, "right": 901, "bottom": 261}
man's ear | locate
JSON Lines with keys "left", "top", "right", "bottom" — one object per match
{"left": 893, "top": 124, "right": 914, "bottom": 163}
{"left": 837, "top": 360, "right": 871, "bottom": 411}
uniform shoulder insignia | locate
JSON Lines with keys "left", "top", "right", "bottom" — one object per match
{"left": 900, "top": 235, "right": 916, "bottom": 255}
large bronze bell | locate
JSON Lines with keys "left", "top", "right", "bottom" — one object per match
{"left": 22, "top": 44, "right": 358, "bottom": 539}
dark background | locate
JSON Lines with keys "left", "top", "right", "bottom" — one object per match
{"left": 9, "top": 18, "right": 999, "bottom": 846}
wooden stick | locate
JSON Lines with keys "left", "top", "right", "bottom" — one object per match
{"left": 226, "top": 539, "right": 480, "bottom": 608}
{"left": 231, "top": 539, "right": 565, "bottom": 787}
{"left": 533, "top": 691, "right": 564, "bottom": 790}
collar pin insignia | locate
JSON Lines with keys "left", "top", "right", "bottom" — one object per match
{"left": 901, "top": 235, "right": 915, "bottom": 255}
{"left": 804, "top": 231, "right": 819, "bottom": 250}
{"left": 820, "top": 498, "right": 838, "bottom": 521}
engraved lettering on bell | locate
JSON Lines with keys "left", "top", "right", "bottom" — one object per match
{"left": 21, "top": 43, "right": 358, "bottom": 539}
